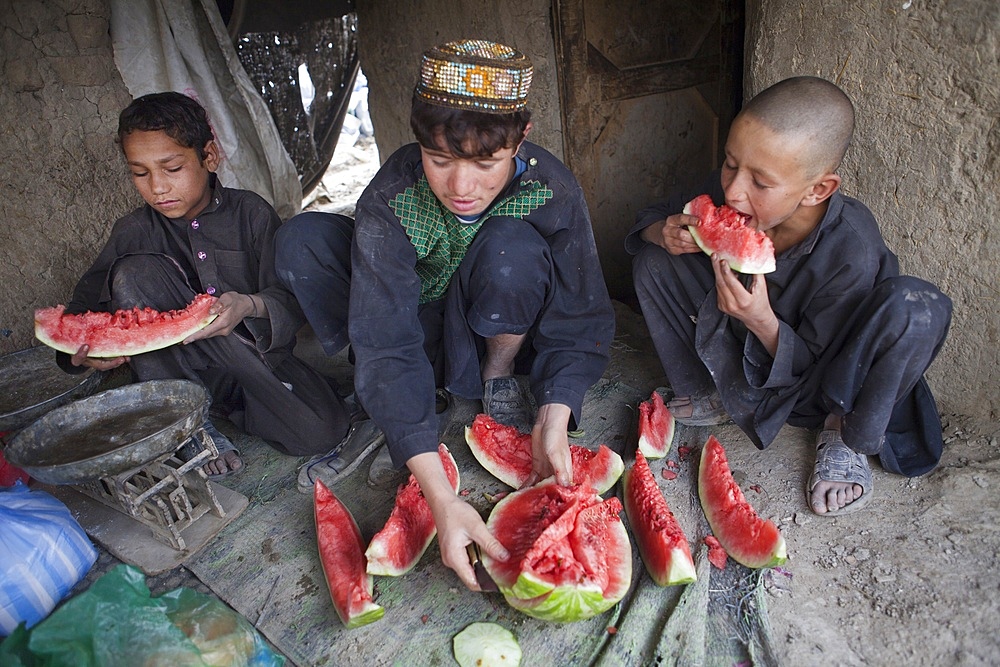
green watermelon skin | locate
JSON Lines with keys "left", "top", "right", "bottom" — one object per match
{"left": 314, "top": 480, "right": 384, "bottom": 629}
{"left": 465, "top": 414, "right": 624, "bottom": 493}
{"left": 34, "top": 293, "right": 218, "bottom": 358}
{"left": 365, "top": 444, "right": 460, "bottom": 576}
{"left": 622, "top": 451, "right": 696, "bottom": 586}
{"left": 482, "top": 480, "right": 632, "bottom": 623}
{"left": 697, "top": 435, "right": 787, "bottom": 569}
{"left": 684, "top": 194, "right": 776, "bottom": 274}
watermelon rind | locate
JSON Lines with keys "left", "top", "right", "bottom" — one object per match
{"left": 621, "top": 453, "right": 696, "bottom": 586}
{"left": 313, "top": 480, "right": 385, "bottom": 629}
{"left": 465, "top": 415, "right": 624, "bottom": 493}
{"left": 453, "top": 622, "right": 522, "bottom": 667}
{"left": 365, "top": 443, "right": 459, "bottom": 576}
{"left": 482, "top": 479, "right": 632, "bottom": 623}
{"left": 684, "top": 196, "right": 776, "bottom": 275}
{"left": 697, "top": 436, "right": 787, "bottom": 569}
{"left": 637, "top": 390, "right": 675, "bottom": 460}
{"left": 34, "top": 293, "right": 219, "bottom": 358}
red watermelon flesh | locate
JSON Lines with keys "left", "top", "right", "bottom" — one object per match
{"left": 637, "top": 390, "right": 675, "bottom": 459}
{"left": 481, "top": 480, "right": 631, "bottom": 623}
{"left": 684, "top": 194, "right": 776, "bottom": 274}
{"left": 464, "top": 414, "right": 624, "bottom": 493}
{"left": 697, "top": 435, "right": 787, "bottom": 569}
{"left": 622, "top": 451, "right": 696, "bottom": 586}
{"left": 365, "top": 444, "right": 460, "bottom": 576}
{"left": 313, "top": 480, "right": 384, "bottom": 629}
{"left": 34, "top": 293, "right": 219, "bottom": 358}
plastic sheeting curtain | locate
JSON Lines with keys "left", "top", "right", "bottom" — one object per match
{"left": 109, "top": 0, "right": 303, "bottom": 220}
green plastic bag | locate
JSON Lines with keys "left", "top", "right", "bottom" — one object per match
{"left": 0, "top": 564, "right": 283, "bottom": 667}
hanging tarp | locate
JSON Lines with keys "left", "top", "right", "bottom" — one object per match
{"left": 109, "top": 0, "right": 303, "bottom": 220}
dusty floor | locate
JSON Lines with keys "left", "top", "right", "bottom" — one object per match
{"left": 24, "top": 134, "right": 1000, "bottom": 666}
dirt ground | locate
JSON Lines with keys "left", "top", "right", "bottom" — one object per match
{"left": 304, "top": 139, "right": 1000, "bottom": 665}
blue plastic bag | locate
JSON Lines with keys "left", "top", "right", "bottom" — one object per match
{"left": 0, "top": 482, "right": 97, "bottom": 636}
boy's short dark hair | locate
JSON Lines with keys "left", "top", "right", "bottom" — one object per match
{"left": 410, "top": 96, "right": 531, "bottom": 158}
{"left": 117, "top": 91, "right": 215, "bottom": 161}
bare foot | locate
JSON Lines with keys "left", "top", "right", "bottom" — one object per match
{"left": 202, "top": 450, "right": 244, "bottom": 478}
{"left": 810, "top": 479, "right": 864, "bottom": 514}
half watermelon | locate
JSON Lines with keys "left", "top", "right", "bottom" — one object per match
{"left": 637, "top": 390, "right": 675, "bottom": 460}
{"left": 684, "top": 194, "right": 776, "bottom": 274}
{"left": 465, "top": 414, "right": 624, "bottom": 493}
{"left": 697, "top": 435, "right": 787, "bottom": 569}
{"left": 34, "top": 294, "right": 219, "bottom": 357}
{"left": 313, "top": 480, "right": 384, "bottom": 628}
{"left": 481, "top": 480, "right": 632, "bottom": 623}
{"left": 365, "top": 443, "right": 460, "bottom": 576}
{"left": 621, "top": 451, "right": 696, "bottom": 586}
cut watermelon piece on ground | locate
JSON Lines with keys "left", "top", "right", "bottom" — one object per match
{"left": 453, "top": 622, "right": 522, "bottom": 667}
{"left": 365, "top": 443, "right": 460, "bottom": 576}
{"left": 621, "top": 451, "right": 696, "bottom": 586}
{"left": 314, "top": 480, "right": 384, "bottom": 628}
{"left": 637, "top": 390, "right": 675, "bottom": 459}
{"left": 481, "top": 480, "right": 631, "bottom": 623}
{"left": 683, "top": 194, "right": 776, "bottom": 274}
{"left": 698, "top": 435, "right": 787, "bottom": 569}
{"left": 465, "top": 414, "right": 624, "bottom": 493}
{"left": 34, "top": 293, "right": 218, "bottom": 358}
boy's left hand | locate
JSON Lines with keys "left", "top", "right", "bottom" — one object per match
{"left": 183, "top": 291, "right": 254, "bottom": 343}
{"left": 712, "top": 254, "right": 779, "bottom": 354}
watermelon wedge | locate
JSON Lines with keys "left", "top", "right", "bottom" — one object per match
{"left": 683, "top": 194, "right": 776, "bottom": 274}
{"left": 621, "top": 451, "right": 696, "bottom": 586}
{"left": 314, "top": 480, "right": 384, "bottom": 628}
{"left": 365, "top": 443, "right": 460, "bottom": 576}
{"left": 482, "top": 479, "right": 631, "bottom": 623}
{"left": 465, "top": 414, "right": 624, "bottom": 493}
{"left": 34, "top": 293, "right": 218, "bottom": 357}
{"left": 697, "top": 435, "right": 787, "bottom": 569}
{"left": 637, "top": 390, "right": 675, "bottom": 459}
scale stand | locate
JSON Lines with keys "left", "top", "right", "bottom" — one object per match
{"left": 43, "top": 429, "right": 249, "bottom": 575}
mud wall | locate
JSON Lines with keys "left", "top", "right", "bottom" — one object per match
{"left": 355, "top": 0, "right": 563, "bottom": 162}
{"left": 0, "top": 0, "right": 136, "bottom": 356}
{"left": 745, "top": 0, "right": 999, "bottom": 418}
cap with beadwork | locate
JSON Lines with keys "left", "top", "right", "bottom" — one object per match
{"left": 415, "top": 39, "right": 533, "bottom": 114}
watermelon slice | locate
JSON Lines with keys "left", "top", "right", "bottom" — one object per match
{"left": 453, "top": 622, "right": 522, "bottom": 667}
{"left": 481, "top": 480, "right": 632, "bottom": 623}
{"left": 365, "top": 443, "right": 460, "bottom": 576}
{"left": 683, "top": 194, "right": 776, "bottom": 274}
{"left": 621, "top": 451, "right": 696, "bottom": 586}
{"left": 464, "top": 414, "right": 624, "bottom": 493}
{"left": 34, "top": 294, "right": 218, "bottom": 358}
{"left": 314, "top": 480, "right": 385, "bottom": 628}
{"left": 697, "top": 435, "right": 787, "bottom": 569}
{"left": 637, "top": 390, "right": 675, "bottom": 459}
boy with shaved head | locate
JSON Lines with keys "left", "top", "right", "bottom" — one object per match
{"left": 626, "top": 76, "right": 951, "bottom": 516}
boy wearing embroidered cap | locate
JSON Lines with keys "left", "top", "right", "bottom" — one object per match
{"left": 276, "top": 40, "right": 614, "bottom": 589}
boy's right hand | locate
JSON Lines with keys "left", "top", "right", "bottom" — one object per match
{"left": 642, "top": 213, "right": 702, "bottom": 255}
{"left": 70, "top": 344, "right": 129, "bottom": 371}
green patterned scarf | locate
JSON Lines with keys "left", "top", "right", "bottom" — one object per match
{"left": 388, "top": 175, "right": 553, "bottom": 303}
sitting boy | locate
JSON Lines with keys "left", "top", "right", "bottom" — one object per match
{"left": 60, "top": 91, "right": 355, "bottom": 478}
{"left": 626, "top": 76, "right": 952, "bottom": 516}
{"left": 275, "top": 40, "right": 615, "bottom": 588}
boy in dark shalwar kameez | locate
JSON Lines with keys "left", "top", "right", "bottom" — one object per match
{"left": 626, "top": 76, "right": 951, "bottom": 517}
{"left": 60, "top": 92, "right": 353, "bottom": 478}
{"left": 276, "top": 40, "right": 615, "bottom": 589}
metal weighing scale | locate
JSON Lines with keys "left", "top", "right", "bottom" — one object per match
{"left": 2, "top": 352, "right": 248, "bottom": 575}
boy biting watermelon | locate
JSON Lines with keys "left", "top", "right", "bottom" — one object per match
{"left": 58, "top": 92, "right": 355, "bottom": 479}
{"left": 274, "top": 40, "right": 615, "bottom": 590}
{"left": 625, "top": 76, "right": 952, "bottom": 517}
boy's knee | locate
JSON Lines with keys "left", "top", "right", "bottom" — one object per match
{"left": 471, "top": 219, "right": 548, "bottom": 285}
{"left": 275, "top": 212, "right": 353, "bottom": 279}
{"left": 877, "top": 276, "right": 952, "bottom": 335}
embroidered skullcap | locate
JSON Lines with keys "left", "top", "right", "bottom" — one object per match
{"left": 415, "top": 39, "right": 533, "bottom": 114}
